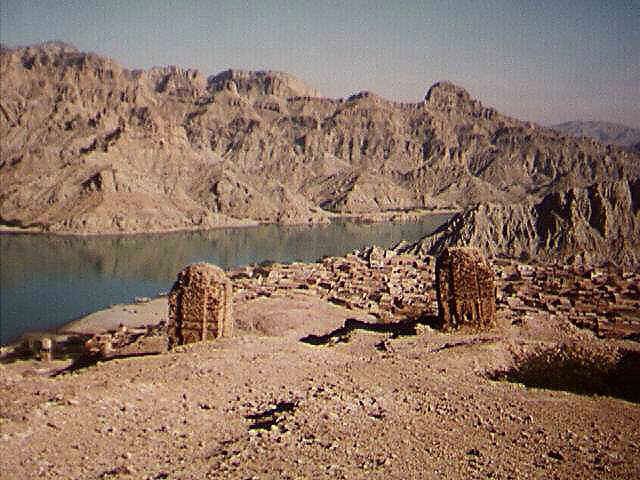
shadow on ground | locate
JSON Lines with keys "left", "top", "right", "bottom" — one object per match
{"left": 489, "top": 344, "right": 640, "bottom": 404}
{"left": 52, "top": 351, "right": 161, "bottom": 377}
{"left": 244, "top": 401, "right": 299, "bottom": 430}
{"left": 300, "top": 315, "right": 438, "bottom": 346}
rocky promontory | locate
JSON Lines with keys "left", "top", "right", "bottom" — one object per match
{"left": 401, "top": 179, "right": 640, "bottom": 268}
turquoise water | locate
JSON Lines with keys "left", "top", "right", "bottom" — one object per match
{"left": 0, "top": 216, "right": 450, "bottom": 344}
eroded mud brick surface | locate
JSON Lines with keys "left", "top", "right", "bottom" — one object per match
{"left": 168, "top": 263, "right": 233, "bottom": 348}
{"left": 435, "top": 247, "right": 497, "bottom": 331}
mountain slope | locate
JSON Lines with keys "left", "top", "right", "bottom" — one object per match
{"left": 400, "top": 179, "right": 640, "bottom": 267}
{"left": 551, "top": 121, "right": 640, "bottom": 148}
{"left": 1, "top": 42, "right": 638, "bottom": 234}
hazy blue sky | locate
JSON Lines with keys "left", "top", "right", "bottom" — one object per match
{"left": 2, "top": 0, "right": 639, "bottom": 128}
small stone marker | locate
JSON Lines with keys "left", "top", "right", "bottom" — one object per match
{"left": 435, "top": 247, "right": 497, "bottom": 331}
{"left": 22, "top": 333, "right": 54, "bottom": 362}
{"left": 40, "top": 337, "right": 53, "bottom": 362}
{"left": 168, "top": 263, "right": 233, "bottom": 348}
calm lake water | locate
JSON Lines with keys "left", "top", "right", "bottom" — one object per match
{"left": 0, "top": 215, "right": 451, "bottom": 344}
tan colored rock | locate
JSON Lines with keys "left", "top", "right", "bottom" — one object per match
{"left": 2, "top": 42, "right": 638, "bottom": 235}
{"left": 403, "top": 179, "right": 640, "bottom": 268}
{"left": 40, "top": 337, "right": 53, "bottom": 362}
{"left": 435, "top": 247, "right": 496, "bottom": 331}
{"left": 168, "top": 263, "right": 233, "bottom": 348}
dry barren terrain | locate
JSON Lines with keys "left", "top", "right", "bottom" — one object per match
{"left": 2, "top": 254, "right": 639, "bottom": 479}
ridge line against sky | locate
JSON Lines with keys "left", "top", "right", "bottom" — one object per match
{"left": 1, "top": 0, "right": 639, "bottom": 129}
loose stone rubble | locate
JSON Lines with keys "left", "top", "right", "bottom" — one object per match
{"left": 167, "top": 263, "right": 233, "bottom": 348}
{"left": 22, "top": 246, "right": 639, "bottom": 363}
{"left": 228, "top": 247, "right": 640, "bottom": 340}
{"left": 435, "top": 247, "right": 497, "bottom": 331}
{"left": 230, "top": 246, "right": 437, "bottom": 324}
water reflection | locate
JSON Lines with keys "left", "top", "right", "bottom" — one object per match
{"left": 0, "top": 215, "right": 451, "bottom": 344}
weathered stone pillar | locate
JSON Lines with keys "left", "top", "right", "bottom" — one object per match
{"left": 40, "top": 337, "right": 53, "bottom": 362}
{"left": 435, "top": 247, "right": 496, "bottom": 331}
{"left": 168, "top": 263, "right": 233, "bottom": 348}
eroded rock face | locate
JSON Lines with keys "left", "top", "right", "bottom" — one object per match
{"left": 435, "top": 248, "right": 496, "bottom": 331}
{"left": 2, "top": 42, "right": 639, "bottom": 234}
{"left": 168, "top": 263, "right": 233, "bottom": 348}
{"left": 403, "top": 179, "right": 640, "bottom": 268}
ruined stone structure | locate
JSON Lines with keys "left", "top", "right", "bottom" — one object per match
{"left": 40, "top": 337, "right": 53, "bottom": 362}
{"left": 22, "top": 334, "right": 54, "bottom": 362}
{"left": 168, "top": 263, "right": 233, "bottom": 348}
{"left": 435, "top": 247, "right": 497, "bottom": 331}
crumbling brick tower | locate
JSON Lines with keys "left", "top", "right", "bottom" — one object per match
{"left": 435, "top": 247, "right": 497, "bottom": 331}
{"left": 168, "top": 263, "right": 233, "bottom": 348}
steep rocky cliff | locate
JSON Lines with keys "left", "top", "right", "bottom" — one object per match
{"left": 401, "top": 179, "right": 640, "bottom": 267}
{"left": 1, "top": 42, "right": 638, "bottom": 234}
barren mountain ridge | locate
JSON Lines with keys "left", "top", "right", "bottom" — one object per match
{"left": 2, "top": 42, "right": 638, "bottom": 235}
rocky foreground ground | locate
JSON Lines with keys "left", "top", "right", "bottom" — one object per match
{"left": 1, "top": 249, "right": 639, "bottom": 479}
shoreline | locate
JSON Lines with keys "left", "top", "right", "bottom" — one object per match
{"left": 0, "top": 296, "right": 169, "bottom": 352}
{"left": 0, "top": 211, "right": 459, "bottom": 348}
{"left": 0, "top": 208, "right": 458, "bottom": 237}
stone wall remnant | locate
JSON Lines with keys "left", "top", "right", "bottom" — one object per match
{"left": 40, "top": 337, "right": 53, "bottom": 362}
{"left": 168, "top": 263, "right": 233, "bottom": 348}
{"left": 435, "top": 247, "right": 497, "bottom": 331}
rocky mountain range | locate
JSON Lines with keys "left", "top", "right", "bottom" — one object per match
{"left": 1, "top": 42, "right": 639, "bottom": 256}
{"left": 400, "top": 179, "right": 640, "bottom": 268}
{"left": 551, "top": 121, "right": 640, "bottom": 149}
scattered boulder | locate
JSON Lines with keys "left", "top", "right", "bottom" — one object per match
{"left": 435, "top": 247, "right": 497, "bottom": 331}
{"left": 168, "top": 263, "right": 233, "bottom": 348}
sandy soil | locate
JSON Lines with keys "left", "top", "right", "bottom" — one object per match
{"left": 1, "top": 288, "right": 639, "bottom": 479}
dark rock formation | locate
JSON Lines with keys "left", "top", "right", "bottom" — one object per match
{"left": 402, "top": 179, "right": 640, "bottom": 268}
{"left": 435, "top": 248, "right": 496, "bottom": 331}
{"left": 168, "top": 263, "right": 233, "bottom": 348}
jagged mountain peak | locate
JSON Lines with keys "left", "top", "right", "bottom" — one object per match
{"left": 424, "top": 81, "right": 496, "bottom": 119}
{"left": 207, "top": 68, "right": 321, "bottom": 98}
{"left": 2, "top": 41, "right": 639, "bottom": 246}
{"left": 145, "top": 65, "right": 208, "bottom": 95}
{"left": 1, "top": 41, "right": 121, "bottom": 74}
{"left": 9, "top": 40, "right": 80, "bottom": 54}
{"left": 425, "top": 81, "right": 472, "bottom": 104}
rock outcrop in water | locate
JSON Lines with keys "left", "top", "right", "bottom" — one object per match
{"left": 401, "top": 179, "right": 640, "bottom": 268}
{"left": 1, "top": 42, "right": 639, "bottom": 234}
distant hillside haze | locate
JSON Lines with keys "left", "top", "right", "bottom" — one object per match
{"left": 1, "top": 43, "right": 639, "bottom": 246}
{"left": 551, "top": 121, "right": 640, "bottom": 148}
